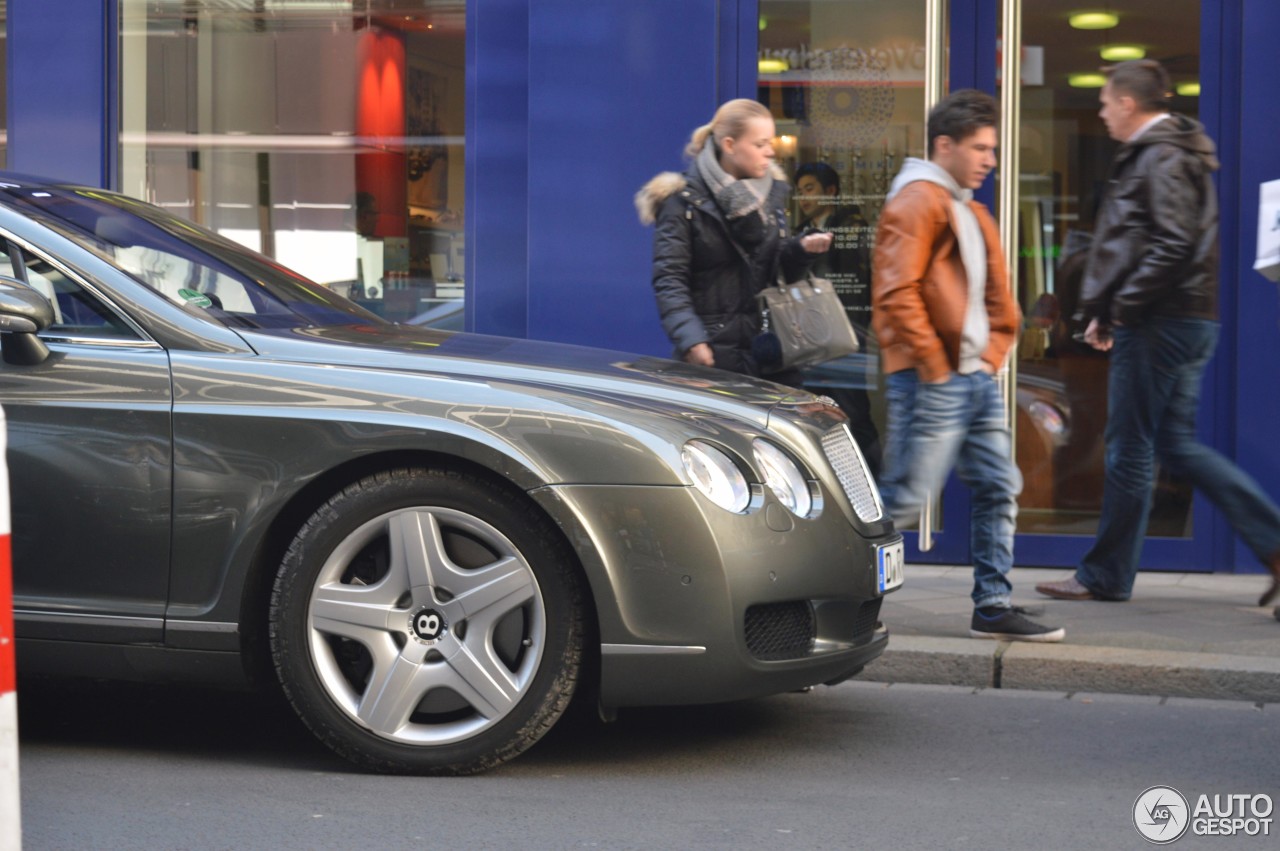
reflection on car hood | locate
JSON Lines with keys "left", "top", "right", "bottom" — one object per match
{"left": 239, "top": 323, "right": 808, "bottom": 426}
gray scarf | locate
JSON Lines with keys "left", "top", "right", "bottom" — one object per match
{"left": 696, "top": 139, "right": 772, "bottom": 223}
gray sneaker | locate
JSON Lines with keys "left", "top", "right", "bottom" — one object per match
{"left": 970, "top": 606, "right": 1065, "bottom": 642}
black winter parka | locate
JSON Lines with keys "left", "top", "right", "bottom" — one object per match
{"left": 638, "top": 164, "right": 810, "bottom": 376}
{"left": 1080, "top": 113, "right": 1220, "bottom": 326}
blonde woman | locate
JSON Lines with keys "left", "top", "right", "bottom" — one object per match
{"left": 636, "top": 99, "right": 831, "bottom": 379}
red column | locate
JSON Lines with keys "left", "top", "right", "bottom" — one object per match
{"left": 0, "top": 407, "right": 19, "bottom": 846}
{"left": 355, "top": 27, "right": 408, "bottom": 240}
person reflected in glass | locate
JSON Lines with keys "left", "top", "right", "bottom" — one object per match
{"left": 352, "top": 191, "right": 384, "bottom": 300}
{"left": 635, "top": 99, "right": 832, "bottom": 383}
{"left": 1035, "top": 60, "right": 1280, "bottom": 607}
{"left": 794, "top": 161, "right": 880, "bottom": 473}
{"left": 795, "top": 162, "right": 872, "bottom": 308}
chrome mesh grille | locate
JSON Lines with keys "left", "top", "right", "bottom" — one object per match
{"left": 821, "top": 425, "right": 884, "bottom": 523}
{"left": 744, "top": 601, "right": 816, "bottom": 661}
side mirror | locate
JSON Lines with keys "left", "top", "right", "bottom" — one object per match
{"left": 0, "top": 276, "right": 53, "bottom": 365}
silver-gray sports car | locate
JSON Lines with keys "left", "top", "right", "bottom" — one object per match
{"left": 0, "top": 174, "right": 901, "bottom": 774}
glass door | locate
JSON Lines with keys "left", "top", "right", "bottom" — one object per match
{"left": 999, "top": 0, "right": 1208, "bottom": 567}
{"left": 757, "top": 0, "right": 964, "bottom": 561}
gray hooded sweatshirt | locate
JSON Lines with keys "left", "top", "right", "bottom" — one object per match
{"left": 885, "top": 157, "right": 990, "bottom": 375}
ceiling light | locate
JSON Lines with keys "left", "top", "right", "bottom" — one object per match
{"left": 1176, "top": 81, "right": 1201, "bottom": 97}
{"left": 1100, "top": 44, "right": 1145, "bottom": 61}
{"left": 1068, "top": 72, "right": 1108, "bottom": 88}
{"left": 758, "top": 58, "right": 789, "bottom": 74}
{"left": 1070, "top": 11, "right": 1119, "bottom": 29}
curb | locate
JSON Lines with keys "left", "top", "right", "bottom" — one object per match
{"left": 862, "top": 636, "right": 1280, "bottom": 704}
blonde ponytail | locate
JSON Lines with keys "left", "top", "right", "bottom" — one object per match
{"left": 683, "top": 99, "right": 772, "bottom": 159}
{"left": 684, "top": 123, "right": 715, "bottom": 158}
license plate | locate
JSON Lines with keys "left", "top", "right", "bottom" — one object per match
{"left": 876, "top": 540, "right": 905, "bottom": 593}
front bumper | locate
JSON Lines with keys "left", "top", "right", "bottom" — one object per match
{"left": 532, "top": 482, "right": 898, "bottom": 708}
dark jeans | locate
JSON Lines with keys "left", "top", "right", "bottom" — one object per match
{"left": 707, "top": 344, "right": 804, "bottom": 387}
{"left": 1077, "top": 317, "right": 1280, "bottom": 600}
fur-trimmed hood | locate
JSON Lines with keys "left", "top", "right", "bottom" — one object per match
{"left": 635, "top": 162, "right": 789, "bottom": 225}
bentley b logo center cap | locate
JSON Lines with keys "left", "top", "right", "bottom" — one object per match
{"left": 410, "top": 608, "right": 447, "bottom": 644}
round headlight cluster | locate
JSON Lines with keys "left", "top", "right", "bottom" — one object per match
{"left": 682, "top": 440, "right": 750, "bottom": 513}
{"left": 753, "top": 439, "right": 813, "bottom": 517}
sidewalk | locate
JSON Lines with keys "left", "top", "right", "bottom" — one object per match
{"left": 867, "top": 566, "right": 1280, "bottom": 704}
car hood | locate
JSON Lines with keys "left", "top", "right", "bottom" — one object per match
{"left": 235, "top": 323, "right": 809, "bottom": 427}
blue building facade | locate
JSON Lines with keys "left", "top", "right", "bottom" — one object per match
{"left": 6, "top": 0, "right": 1279, "bottom": 574}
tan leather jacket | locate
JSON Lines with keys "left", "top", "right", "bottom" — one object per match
{"left": 871, "top": 181, "right": 1020, "bottom": 382}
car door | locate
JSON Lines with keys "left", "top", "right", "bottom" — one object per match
{"left": 0, "top": 238, "right": 173, "bottom": 644}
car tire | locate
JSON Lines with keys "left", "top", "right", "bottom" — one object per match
{"left": 269, "top": 466, "right": 584, "bottom": 774}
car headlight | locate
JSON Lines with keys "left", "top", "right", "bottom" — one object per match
{"left": 682, "top": 440, "right": 750, "bottom": 513}
{"left": 753, "top": 439, "right": 814, "bottom": 518}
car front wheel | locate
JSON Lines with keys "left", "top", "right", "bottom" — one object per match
{"left": 269, "top": 466, "right": 584, "bottom": 774}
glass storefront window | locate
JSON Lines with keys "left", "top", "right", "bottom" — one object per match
{"left": 118, "top": 0, "right": 465, "bottom": 323}
{"left": 1007, "top": 1, "right": 1200, "bottom": 536}
{"left": 758, "top": 0, "right": 931, "bottom": 480}
{"left": 762, "top": 0, "right": 1204, "bottom": 546}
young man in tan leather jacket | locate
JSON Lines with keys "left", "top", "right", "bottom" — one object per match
{"left": 872, "top": 88, "right": 1064, "bottom": 641}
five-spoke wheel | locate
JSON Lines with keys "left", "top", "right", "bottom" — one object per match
{"left": 270, "top": 467, "right": 584, "bottom": 774}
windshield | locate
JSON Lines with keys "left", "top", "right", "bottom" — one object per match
{"left": 0, "top": 182, "right": 384, "bottom": 330}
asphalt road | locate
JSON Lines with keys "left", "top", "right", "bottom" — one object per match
{"left": 15, "top": 678, "right": 1279, "bottom": 850}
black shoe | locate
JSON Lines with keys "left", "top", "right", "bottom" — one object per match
{"left": 970, "top": 606, "right": 1065, "bottom": 643}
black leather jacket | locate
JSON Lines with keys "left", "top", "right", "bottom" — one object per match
{"left": 644, "top": 166, "right": 809, "bottom": 375}
{"left": 1080, "top": 113, "right": 1220, "bottom": 326}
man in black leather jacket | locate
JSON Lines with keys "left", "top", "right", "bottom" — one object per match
{"left": 1037, "top": 60, "right": 1280, "bottom": 606}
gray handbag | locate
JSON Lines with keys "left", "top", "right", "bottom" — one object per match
{"left": 753, "top": 275, "right": 860, "bottom": 372}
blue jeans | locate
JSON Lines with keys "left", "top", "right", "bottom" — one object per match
{"left": 1077, "top": 317, "right": 1280, "bottom": 600}
{"left": 880, "top": 370, "right": 1022, "bottom": 608}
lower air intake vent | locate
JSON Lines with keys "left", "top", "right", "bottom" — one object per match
{"left": 744, "top": 601, "right": 816, "bottom": 661}
{"left": 853, "top": 597, "right": 883, "bottom": 644}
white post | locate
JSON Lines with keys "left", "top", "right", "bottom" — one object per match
{"left": 0, "top": 406, "right": 20, "bottom": 850}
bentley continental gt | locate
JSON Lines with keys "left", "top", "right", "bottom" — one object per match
{"left": 0, "top": 175, "right": 901, "bottom": 774}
